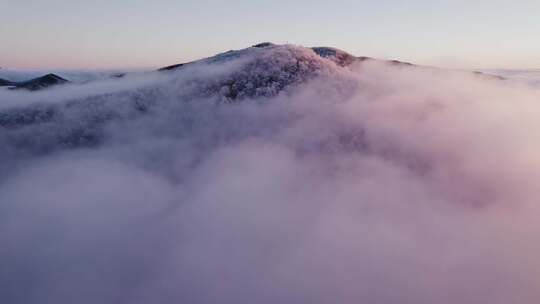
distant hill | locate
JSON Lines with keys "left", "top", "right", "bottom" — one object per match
{"left": 0, "top": 73, "right": 69, "bottom": 91}
{"left": 158, "top": 63, "right": 185, "bottom": 71}
{"left": 0, "top": 78, "right": 14, "bottom": 86}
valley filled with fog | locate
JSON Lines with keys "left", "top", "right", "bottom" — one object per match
{"left": 2, "top": 44, "right": 540, "bottom": 304}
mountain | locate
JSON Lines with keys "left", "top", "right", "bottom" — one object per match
{"left": 157, "top": 42, "right": 416, "bottom": 73}
{"left": 12, "top": 73, "right": 69, "bottom": 91}
{"left": 0, "top": 73, "right": 69, "bottom": 91}
{"left": 154, "top": 43, "right": 348, "bottom": 100}
{"left": 0, "top": 78, "right": 14, "bottom": 86}
{"left": 157, "top": 43, "right": 361, "bottom": 73}
{"left": 156, "top": 42, "right": 499, "bottom": 82}
{"left": 158, "top": 63, "right": 185, "bottom": 71}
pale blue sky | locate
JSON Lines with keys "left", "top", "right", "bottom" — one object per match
{"left": 1, "top": 0, "right": 539, "bottom": 69}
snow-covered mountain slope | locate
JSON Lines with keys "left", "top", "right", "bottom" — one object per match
{"left": 0, "top": 44, "right": 348, "bottom": 156}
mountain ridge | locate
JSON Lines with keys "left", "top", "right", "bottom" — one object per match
{"left": 0, "top": 73, "right": 69, "bottom": 91}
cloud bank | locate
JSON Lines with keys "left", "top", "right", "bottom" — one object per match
{"left": 2, "top": 45, "right": 540, "bottom": 304}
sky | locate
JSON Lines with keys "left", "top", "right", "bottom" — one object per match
{"left": 1, "top": 0, "right": 539, "bottom": 69}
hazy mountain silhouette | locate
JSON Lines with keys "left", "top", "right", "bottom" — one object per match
{"left": 0, "top": 73, "right": 69, "bottom": 91}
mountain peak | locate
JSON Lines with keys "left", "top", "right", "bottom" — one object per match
{"left": 14, "top": 73, "right": 69, "bottom": 91}
{"left": 252, "top": 42, "right": 276, "bottom": 48}
{"left": 311, "top": 47, "right": 357, "bottom": 67}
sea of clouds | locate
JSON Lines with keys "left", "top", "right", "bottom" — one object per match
{"left": 2, "top": 45, "right": 540, "bottom": 304}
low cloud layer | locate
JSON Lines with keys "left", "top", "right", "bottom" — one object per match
{"left": 2, "top": 45, "right": 540, "bottom": 304}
